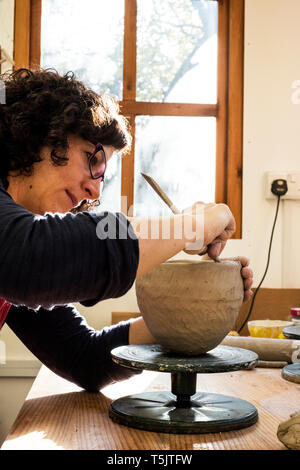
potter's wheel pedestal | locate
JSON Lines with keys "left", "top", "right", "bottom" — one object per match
{"left": 109, "top": 344, "right": 258, "bottom": 434}
{"left": 282, "top": 326, "right": 300, "bottom": 384}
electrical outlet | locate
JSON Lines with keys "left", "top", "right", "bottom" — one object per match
{"left": 266, "top": 172, "right": 300, "bottom": 200}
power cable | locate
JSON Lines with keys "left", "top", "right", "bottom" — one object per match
{"left": 238, "top": 194, "right": 282, "bottom": 334}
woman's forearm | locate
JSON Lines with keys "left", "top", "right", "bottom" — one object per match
{"left": 128, "top": 316, "right": 155, "bottom": 344}
{"left": 0, "top": 190, "right": 139, "bottom": 308}
{"left": 130, "top": 205, "right": 234, "bottom": 278}
{"left": 130, "top": 214, "right": 195, "bottom": 278}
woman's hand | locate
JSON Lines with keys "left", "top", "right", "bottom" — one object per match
{"left": 182, "top": 203, "right": 252, "bottom": 301}
{"left": 182, "top": 202, "right": 236, "bottom": 259}
{"left": 133, "top": 202, "right": 235, "bottom": 278}
{"left": 129, "top": 317, "right": 156, "bottom": 344}
{"left": 238, "top": 256, "right": 253, "bottom": 302}
{"left": 207, "top": 255, "right": 253, "bottom": 302}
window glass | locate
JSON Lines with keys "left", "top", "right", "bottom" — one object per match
{"left": 98, "top": 153, "right": 122, "bottom": 213}
{"left": 41, "top": 0, "right": 124, "bottom": 98}
{"left": 41, "top": 1, "right": 218, "bottom": 216}
{"left": 136, "top": 0, "right": 218, "bottom": 103}
{"left": 134, "top": 116, "right": 216, "bottom": 216}
{"left": 41, "top": 0, "right": 124, "bottom": 211}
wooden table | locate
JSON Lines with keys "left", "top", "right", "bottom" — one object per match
{"left": 1, "top": 364, "right": 299, "bottom": 450}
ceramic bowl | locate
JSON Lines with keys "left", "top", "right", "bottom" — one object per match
{"left": 135, "top": 259, "right": 244, "bottom": 355}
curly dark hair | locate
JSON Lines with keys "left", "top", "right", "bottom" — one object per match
{"left": 0, "top": 68, "right": 132, "bottom": 210}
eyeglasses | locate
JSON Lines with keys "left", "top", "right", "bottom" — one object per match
{"left": 88, "top": 143, "right": 106, "bottom": 181}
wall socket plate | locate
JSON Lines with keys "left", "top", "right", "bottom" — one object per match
{"left": 266, "top": 172, "right": 300, "bottom": 200}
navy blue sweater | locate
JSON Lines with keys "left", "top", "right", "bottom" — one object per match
{"left": 0, "top": 182, "right": 141, "bottom": 390}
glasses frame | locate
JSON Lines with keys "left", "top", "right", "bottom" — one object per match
{"left": 88, "top": 143, "right": 106, "bottom": 181}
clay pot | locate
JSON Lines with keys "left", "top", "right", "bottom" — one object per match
{"left": 135, "top": 259, "right": 244, "bottom": 355}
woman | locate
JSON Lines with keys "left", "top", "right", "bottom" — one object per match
{"left": 0, "top": 69, "right": 253, "bottom": 390}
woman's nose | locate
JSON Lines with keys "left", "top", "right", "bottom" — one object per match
{"left": 82, "top": 179, "right": 102, "bottom": 200}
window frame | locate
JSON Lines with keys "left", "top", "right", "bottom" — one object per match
{"left": 13, "top": 0, "right": 244, "bottom": 238}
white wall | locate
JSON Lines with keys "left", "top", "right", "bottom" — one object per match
{"left": 223, "top": 0, "right": 300, "bottom": 291}
{"left": 1, "top": 0, "right": 300, "bottom": 441}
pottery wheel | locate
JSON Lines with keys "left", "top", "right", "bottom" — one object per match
{"left": 283, "top": 325, "right": 300, "bottom": 340}
{"left": 109, "top": 344, "right": 258, "bottom": 434}
{"left": 282, "top": 326, "right": 300, "bottom": 384}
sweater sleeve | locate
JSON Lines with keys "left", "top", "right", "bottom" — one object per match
{"left": 0, "top": 185, "right": 139, "bottom": 309}
{"left": 5, "top": 303, "right": 141, "bottom": 391}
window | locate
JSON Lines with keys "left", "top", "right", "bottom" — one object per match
{"left": 14, "top": 0, "right": 244, "bottom": 237}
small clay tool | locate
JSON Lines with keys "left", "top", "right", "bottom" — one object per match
{"left": 141, "top": 172, "right": 221, "bottom": 262}
{"left": 141, "top": 172, "right": 181, "bottom": 215}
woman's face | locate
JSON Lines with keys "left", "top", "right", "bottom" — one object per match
{"left": 7, "top": 135, "right": 116, "bottom": 215}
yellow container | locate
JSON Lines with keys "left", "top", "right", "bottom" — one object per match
{"left": 247, "top": 320, "right": 294, "bottom": 339}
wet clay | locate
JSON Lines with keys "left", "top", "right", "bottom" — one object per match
{"left": 277, "top": 411, "right": 300, "bottom": 450}
{"left": 135, "top": 259, "right": 244, "bottom": 355}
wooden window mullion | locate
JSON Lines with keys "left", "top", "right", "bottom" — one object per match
{"left": 226, "top": 0, "right": 244, "bottom": 238}
{"left": 215, "top": 0, "right": 229, "bottom": 206}
{"left": 30, "top": 0, "right": 42, "bottom": 69}
{"left": 216, "top": 0, "right": 244, "bottom": 238}
{"left": 14, "top": 0, "right": 41, "bottom": 70}
{"left": 123, "top": 0, "right": 137, "bottom": 101}
{"left": 120, "top": 114, "right": 135, "bottom": 216}
{"left": 14, "top": 0, "right": 31, "bottom": 69}
{"left": 119, "top": 102, "right": 217, "bottom": 117}
{"left": 122, "top": 0, "right": 137, "bottom": 215}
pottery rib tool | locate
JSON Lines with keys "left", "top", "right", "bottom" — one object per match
{"left": 141, "top": 172, "right": 221, "bottom": 262}
{"left": 141, "top": 172, "right": 181, "bottom": 215}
